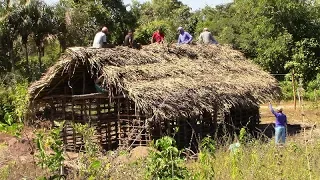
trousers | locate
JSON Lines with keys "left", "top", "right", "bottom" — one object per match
{"left": 275, "top": 126, "right": 286, "bottom": 144}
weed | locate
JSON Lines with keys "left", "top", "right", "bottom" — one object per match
{"left": 73, "top": 123, "right": 111, "bottom": 179}
{"left": 35, "top": 121, "right": 65, "bottom": 179}
{"left": 192, "top": 136, "right": 216, "bottom": 180}
{"left": 145, "top": 136, "right": 189, "bottom": 180}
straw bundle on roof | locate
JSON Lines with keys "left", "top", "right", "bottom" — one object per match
{"left": 29, "top": 44, "right": 280, "bottom": 119}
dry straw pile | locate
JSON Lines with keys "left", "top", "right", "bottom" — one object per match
{"left": 29, "top": 44, "right": 280, "bottom": 119}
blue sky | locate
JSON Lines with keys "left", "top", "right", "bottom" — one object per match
{"left": 45, "top": 0, "right": 233, "bottom": 10}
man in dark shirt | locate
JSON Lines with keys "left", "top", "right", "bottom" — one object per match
{"left": 124, "top": 30, "right": 134, "bottom": 47}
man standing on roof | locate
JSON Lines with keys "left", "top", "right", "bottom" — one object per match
{"left": 151, "top": 28, "right": 165, "bottom": 43}
{"left": 269, "top": 102, "right": 287, "bottom": 145}
{"left": 124, "top": 30, "right": 134, "bottom": 47}
{"left": 177, "top": 27, "right": 193, "bottom": 44}
{"left": 198, "top": 28, "right": 218, "bottom": 44}
{"left": 124, "top": 30, "right": 141, "bottom": 49}
{"left": 92, "top": 27, "right": 109, "bottom": 48}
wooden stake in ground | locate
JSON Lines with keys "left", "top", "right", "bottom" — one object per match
{"left": 292, "top": 70, "right": 297, "bottom": 110}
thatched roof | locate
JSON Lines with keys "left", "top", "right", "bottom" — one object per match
{"left": 29, "top": 44, "right": 280, "bottom": 119}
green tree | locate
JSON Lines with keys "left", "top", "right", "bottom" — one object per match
{"left": 133, "top": 0, "right": 196, "bottom": 44}
{"left": 29, "top": 0, "right": 55, "bottom": 72}
{"left": 196, "top": 0, "right": 320, "bottom": 83}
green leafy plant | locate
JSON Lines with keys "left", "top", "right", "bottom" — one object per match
{"left": 193, "top": 136, "right": 216, "bottom": 180}
{"left": 145, "top": 136, "right": 189, "bottom": 180}
{"left": 239, "top": 127, "right": 247, "bottom": 144}
{"left": 35, "top": 121, "right": 65, "bottom": 180}
{"left": 73, "top": 123, "right": 110, "bottom": 180}
{"left": 0, "top": 79, "right": 27, "bottom": 136}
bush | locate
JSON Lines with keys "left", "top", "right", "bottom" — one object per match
{"left": 279, "top": 81, "right": 295, "bottom": 101}
{"left": 304, "top": 75, "right": 320, "bottom": 101}
{"left": 134, "top": 20, "right": 175, "bottom": 45}
{"left": 0, "top": 74, "right": 28, "bottom": 136}
{"left": 145, "top": 136, "right": 189, "bottom": 180}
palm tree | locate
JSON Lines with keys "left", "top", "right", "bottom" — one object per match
{"left": 29, "top": 0, "right": 55, "bottom": 72}
{"left": 19, "top": 6, "right": 32, "bottom": 76}
{"left": 0, "top": 0, "right": 32, "bottom": 72}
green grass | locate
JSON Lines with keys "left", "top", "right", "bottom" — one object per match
{"left": 188, "top": 140, "right": 320, "bottom": 180}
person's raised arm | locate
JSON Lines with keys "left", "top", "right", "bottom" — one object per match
{"left": 269, "top": 102, "right": 276, "bottom": 116}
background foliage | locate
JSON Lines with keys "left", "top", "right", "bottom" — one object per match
{"left": 1, "top": 0, "right": 320, "bottom": 124}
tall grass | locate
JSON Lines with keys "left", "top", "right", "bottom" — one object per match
{"left": 189, "top": 139, "right": 320, "bottom": 180}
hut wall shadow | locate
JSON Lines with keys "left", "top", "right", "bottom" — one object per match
{"left": 255, "top": 123, "right": 307, "bottom": 140}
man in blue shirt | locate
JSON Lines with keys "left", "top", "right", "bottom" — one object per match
{"left": 269, "top": 102, "right": 287, "bottom": 144}
{"left": 177, "top": 27, "right": 193, "bottom": 44}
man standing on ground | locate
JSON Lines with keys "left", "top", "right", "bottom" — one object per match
{"left": 177, "top": 27, "right": 193, "bottom": 44}
{"left": 151, "top": 28, "right": 165, "bottom": 43}
{"left": 269, "top": 102, "right": 287, "bottom": 145}
{"left": 198, "top": 28, "right": 218, "bottom": 44}
{"left": 92, "top": 27, "right": 108, "bottom": 48}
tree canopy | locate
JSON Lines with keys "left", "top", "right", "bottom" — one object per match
{"left": 0, "top": 0, "right": 320, "bottom": 84}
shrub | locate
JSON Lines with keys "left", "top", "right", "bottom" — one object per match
{"left": 145, "top": 136, "right": 189, "bottom": 180}
{"left": 73, "top": 123, "right": 111, "bottom": 180}
{"left": 279, "top": 81, "right": 295, "bottom": 101}
{"left": 35, "top": 121, "right": 65, "bottom": 179}
{"left": 0, "top": 74, "right": 28, "bottom": 136}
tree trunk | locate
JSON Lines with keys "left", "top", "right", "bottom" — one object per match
{"left": 24, "top": 43, "right": 29, "bottom": 76}
{"left": 9, "top": 41, "right": 14, "bottom": 72}
{"left": 38, "top": 47, "right": 42, "bottom": 73}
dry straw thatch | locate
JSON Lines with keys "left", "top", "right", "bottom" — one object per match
{"left": 29, "top": 44, "right": 280, "bottom": 119}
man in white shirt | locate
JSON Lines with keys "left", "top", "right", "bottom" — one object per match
{"left": 198, "top": 28, "right": 218, "bottom": 44}
{"left": 92, "top": 27, "right": 108, "bottom": 48}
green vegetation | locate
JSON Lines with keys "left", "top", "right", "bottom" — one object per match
{"left": 31, "top": 131, "right": 320, "bottom": 179}
{"left": 1, "top": 0, "right": 320, "bottom": 179}
{"left": 1, "top": 0, "right": 320, "bottom": 97}
{"left": 146, "top": 136, "right": 190, "bottom": 179}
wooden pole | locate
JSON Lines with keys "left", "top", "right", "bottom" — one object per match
{"left": 301, "top": 95, "right": 305, "bottom": 123}
{"left": 82, "top": 72, "right": 86, "bottom": 94}
{"left": 292, "top": 70, "right": 297, "bottom": 110}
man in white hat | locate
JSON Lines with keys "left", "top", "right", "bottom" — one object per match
{"left": 177, "top": 27, "right": 193, "bottom": 44}
{"left": 269, "top": 102, "right": 287, "bottom": 144}
{"left": 92, "top": 26, "right": 109, "bottom": 48}
{"left": 198, "top": 28, "right": 218, "bottom": 44}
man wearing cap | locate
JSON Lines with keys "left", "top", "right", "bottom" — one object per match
{"left": 177, "top": 27, "right": 193, "bottom": 44}
{"left": 269, "top": 102, "right": 287, "bottom": 144}
{"left": 92, "top": 26, "right": 109, "bottom": 48}
{"left": 198, "top": 28, "right": 218, "bottom": 44}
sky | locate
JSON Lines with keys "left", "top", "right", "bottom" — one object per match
{"left": 45, "top": 0, "right": 233, "bottom": 10}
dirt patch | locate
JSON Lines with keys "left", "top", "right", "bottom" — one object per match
{"left": 129, "top": 146, "right": 154, "bottom": 161}
{"left": 259, "top": 101, "right": 320, "bottom": 142}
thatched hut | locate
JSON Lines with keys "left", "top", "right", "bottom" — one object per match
{"left": 28, "top": 44, "right": 279, "bottom": 151}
